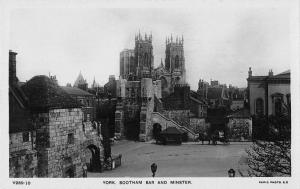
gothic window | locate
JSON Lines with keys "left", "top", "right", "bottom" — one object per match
{"left": 165, "top": 60, "right": 170, "bottom": 70}
{"left": 144, "top": 53, "right": 149, "bottom": 67}
{"left": 130, "top": 56, "right": 134, "bottom": 72}
{"left": 175, "top": 55, "right": 180, "bottom": 69}
{"left": 255, "top": 98, "right": 264, "bottom": 116}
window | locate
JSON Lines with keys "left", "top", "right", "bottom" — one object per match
{"left": 144, "top": 53, "right": 149, "bottom": 67}
{"left": 23, "top": 132, "right": 29, "bottom": 142}
{"left": 255, "top": 98, "right": 264, "bottom": 116}
{"left": 67, "top": 133, "right": 74, "bottom": 144}
{"left": 175, "top": 55, "right": 180, "bottom": 69}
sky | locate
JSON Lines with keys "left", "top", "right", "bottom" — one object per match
{"left": 9, "top": 5, "right": 292, "bottom": 90}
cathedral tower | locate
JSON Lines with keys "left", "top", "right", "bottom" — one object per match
{"left": 165, "top": 35, "right": 186, "bottom": 84}
{"left": 134, "top": 32, "right": 154, "bottom": 79}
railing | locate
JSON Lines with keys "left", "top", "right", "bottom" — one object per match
{"left": 152, "top": 112, "right": 198, "bottom": 139}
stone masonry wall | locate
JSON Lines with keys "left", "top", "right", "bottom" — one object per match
{"left": 163, "top": 110, "right": 190, "bottom": 129}
{"left": 189, "top": 118, "right": 206, "bottom": 134}
{"left": 9, "top": 132, "right": 38, "bottom": 177}
{"left": 34, "top": 108, "right": 102, "bottom": 177}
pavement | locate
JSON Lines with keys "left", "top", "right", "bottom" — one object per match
{"left": 88, "top": 140, "right": 251, "bottom": 177}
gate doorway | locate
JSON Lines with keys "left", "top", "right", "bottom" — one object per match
{"left": 63, "top": 157, "right": 75, "bottom": 178}
{"left": 65, "top": 166, "right": 75, "bottom": 178}
{"left": 86, "top": 144, "right": 101, "bottom": 172}
{"left": 152, "top": 123, "right": 162, "bottom": 140}
{"left": 124, "top": 107, "right": 140, "bottom": 141}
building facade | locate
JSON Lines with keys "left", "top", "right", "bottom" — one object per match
{"left": 247, "top": 68, "right": 290, "bottom": 116}
{"left": 9, "top": 51, "right": 103, "bottom": 177}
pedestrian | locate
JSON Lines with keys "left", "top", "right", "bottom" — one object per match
{"left": 82, "top": 164, "right": 88, "bottom": 178}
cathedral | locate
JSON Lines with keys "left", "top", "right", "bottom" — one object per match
{"left": 115, "top": 32, "right": 203, "bottom": 142}
{"left": 119, "top": 33, "right": 186, "bottom": 97}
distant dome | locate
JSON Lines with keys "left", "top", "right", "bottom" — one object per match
{"left": 22, "top": 75, "right": 80, "bottom": 111}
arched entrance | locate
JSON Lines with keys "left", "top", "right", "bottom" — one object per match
{"left": 124, "top": 107, "right": 140, "bottom": 141}
{"left": 65, "top": 167, "right": 75, "bottom": 178}
{"left": 86, "top": 144, "right": 101, "bottom": 172}
{"left": 152, "top": 123, "right": 162, "bottom": 140}
{"left": 63, "top": 157, "right": 75, "bottom": 178}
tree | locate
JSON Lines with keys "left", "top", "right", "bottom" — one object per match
{"left": 243, "top": 99, "right": 291, "bottom": 177}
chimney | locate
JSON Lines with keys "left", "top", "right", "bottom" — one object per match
{"left": 9, "top": 50, "right": 18, "bottom": 85}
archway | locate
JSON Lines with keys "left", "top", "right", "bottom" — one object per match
{"left": 152, "top": 123, "right": 162, "bottom": 140}
{"left": 124, "top": 107, "right": 140, "bottom": 141}
{"left": 86, "top": 144, "right": 101, "bottom": 172}
{"left": 63, "top": 157, "right": 75, "bottom": 178}
{"left": 65, "top": 167, "right": 75, "bottom": 178}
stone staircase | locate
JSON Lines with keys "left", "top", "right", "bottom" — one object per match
{"left": 151, "top": 112, "right": 198, "bottom": 141}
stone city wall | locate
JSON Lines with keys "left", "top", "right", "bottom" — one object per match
{"left": 189, "top": 118, "right": 206, "bottom": 134}
{"left": 9, "top": 132, "right": 38, "bottom": 177}
{"left": 163, "top": 110, "right": 190, "bottom": 129}
{"left": 33, "top": 108, "right": 102, "bottom": 177}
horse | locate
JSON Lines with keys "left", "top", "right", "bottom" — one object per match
{"left": 197, "top": 132, "right": 211, "bottom": 144}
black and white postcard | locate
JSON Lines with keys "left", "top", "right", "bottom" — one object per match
{"left": 1, "top": 0, "right": 299, "bottom": 188}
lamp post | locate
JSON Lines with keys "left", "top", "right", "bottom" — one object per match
{"left": 228, "top": 168, "right": 235, "bottom": 177}
{"left": 151, "top": 163, "right": 157, "bottom": 177}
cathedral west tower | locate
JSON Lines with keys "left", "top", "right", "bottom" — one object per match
{"left": 165, "top": 35, "right": 186, "bottom": 85}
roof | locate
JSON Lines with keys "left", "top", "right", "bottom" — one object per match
{"left": 190, "top": 90, "right": 207, "bottom": 105}
{"left": 207, "top": 87, "right": 223, "bottom": 99}
{"left": 9, "top": 85, "right": 33, "bottom": 133}
{"left": 9, "top": 85, "right": 28, "bottom": 109}
{"left": 61, "top": 86, "right": 93, "bottom": 96}
{"left": 22, "top": 75, "right": 81, "bottom": 111}
{"left": 160, "top": 127, "right": 183, "bottom": 135}
{"left": 190, "top": 96, "right": 204, "bottom": 105}
{"left": 227, "top": 109, "right": 250, "bottom": 118}
{"left": 248, "top": 70, "right": 290, "bottom": 82}
{"left": 276, "top": 70, "right": 290, "bottom": 76}
{"left": 273, "top": 70, "right": 290, "bottom": 78}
